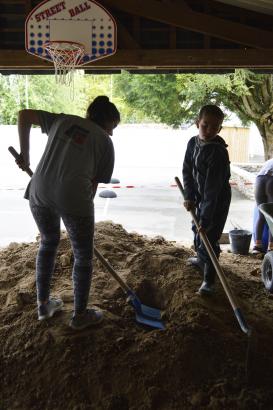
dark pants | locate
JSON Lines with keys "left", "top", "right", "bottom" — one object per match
{"left": 30, "top": 202, "right": 94, "bottom": 314}
{"left": 254, "top": 175, "right": 273, "bottom": 243}
{"left": 193, "top": 201, "right": 230, "bottom": 284}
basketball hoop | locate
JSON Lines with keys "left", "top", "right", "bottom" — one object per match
{"left": 26, "top": 0, "right": 117, "bottom": 92}
{"left": 44, "top": 40, "right": 85, "bottom": 87}
{"left": 26, "top": 1, "right": 117, "bottom": 99}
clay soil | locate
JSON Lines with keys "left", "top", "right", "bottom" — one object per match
{"left": 1, "top": 221, "right": 273, "bottom": 410}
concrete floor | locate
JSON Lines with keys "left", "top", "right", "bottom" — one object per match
{"left": 95, "top": 186, "right": 254, "bottom": 245}
{"left": 0, "top": 186, "right": 254, "bottom": 248}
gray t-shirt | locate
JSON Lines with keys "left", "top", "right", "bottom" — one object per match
{"left": 26, "top": 111, "right": 114, "bottom": 216}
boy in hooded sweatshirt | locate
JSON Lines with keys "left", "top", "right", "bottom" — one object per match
{"left": 183, "top": 105, "right": 231, "bottom": 295}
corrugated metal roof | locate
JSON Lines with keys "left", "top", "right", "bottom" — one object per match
{"left": 215, "top": 0, "right": 273, "bottom": 16}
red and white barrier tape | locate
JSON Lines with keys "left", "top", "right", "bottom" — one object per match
{"left": 98, "top": 181, "right": 252, "bottom": 189}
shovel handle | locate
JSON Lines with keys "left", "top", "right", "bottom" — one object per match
{"left": 175, "top": 176, "right": 251, "bottom": 335}
{"left": 8, "top": 146, "right": 33, "bottom": 177}
{"left": 93, "top": 247, "right": 131, "bottom": 294}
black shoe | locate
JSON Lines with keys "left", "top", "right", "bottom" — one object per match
{"left": 198, "top": 262, "right": 216, "bottom": 295}
{"left": 187, "top": 257, "right": 204, "bottom": 271}
{"left": 251, "top": 246, "right": 265, "bottom": 255}
{"left": 69, "top": 308, "right": 104, "bottom": 330}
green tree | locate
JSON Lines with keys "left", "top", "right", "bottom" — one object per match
{"left": 0, "top": 75, "right": 23, "bottom": 123}
{"left": 0, "top": 72, "right": 118, "bottom": 124}
{"left": 0, "top": 74, "right": 75, "bottom": 123}
{"left": 114, "top": 71, "right": 182, "bottom": 126}
{"left": 114, "top": 70, "right": 273, "bottom": 158}
{"left": 177, "top": 70, "right": 273, "bottom": 159}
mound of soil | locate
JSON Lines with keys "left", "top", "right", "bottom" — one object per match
{"left": 1, "top": 221, "right": 273, "bottom": 410}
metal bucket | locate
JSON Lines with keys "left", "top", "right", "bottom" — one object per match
{"left": 229, "top": 229, "right": 252, "bottom": 255}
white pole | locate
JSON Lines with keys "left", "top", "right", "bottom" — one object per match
{"left": 110, "top": 74, "right": 113, "bottom": 100}
{"left": 25, "top": 75, "right": 29, "bottom": 109}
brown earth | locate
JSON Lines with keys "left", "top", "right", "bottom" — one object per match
{"left": 1, "top": 221, "right": 273, "bottom": 410}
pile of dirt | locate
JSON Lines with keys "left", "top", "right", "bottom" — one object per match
{"left": 1, "top": 221, "right": 273, "bottom": 410}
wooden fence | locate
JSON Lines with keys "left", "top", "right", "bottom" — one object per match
{"left": 221, "top": 126, "right": 249, "bottom": 163}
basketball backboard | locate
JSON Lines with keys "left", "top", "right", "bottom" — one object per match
{"left": 25, "top": 0, "right": 117, "bottom": 65}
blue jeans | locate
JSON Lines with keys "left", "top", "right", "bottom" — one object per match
{"left": 30, "top": 202, "right": 94, "bottom": 314}
{"left": 254, "top": 175, "right": 273, "bottom": 243}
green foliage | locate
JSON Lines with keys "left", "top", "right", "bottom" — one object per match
{"left": 113, "top": 69, "right": 273, "bottom": 135}
{"left": 114, "top": 71, "right": 241, "bottom": 126}
{"left": 0, "top": 74, "right": 76, "bottom": 123}
{"left": 1, "top": 70, "right": 273, "bottom": 155}
{"left": 113, "top": 69, "right": 273, "bottom": 156}
{"left": 0, "top": 76, "right": 22, "bottom": 123}
{"left": 0, "top": 72, "right": 122, "bottom": 124}
{"left": 177, "top": 70, "right": 271, "bottom": 126}
{"left": 114, "top": 72, "right": 182, "bottom": 126}
{"left": 0, "top": 69, "right": 260, "bottom": 127}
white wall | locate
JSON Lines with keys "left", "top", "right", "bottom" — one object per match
{"left": 0, "top": 124, "right": 194, "bottom": 188}
{"left": 1, "top": 122, "right": 267, "bottom": 189}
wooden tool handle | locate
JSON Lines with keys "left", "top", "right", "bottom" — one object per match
{"left": 8, "top": 146, "right": 33, "bottom": 177}
{"left": 93, "top": 247, "right": 130, "bottom": 294}
{"left": 175, "top": 176, "right": 251, "bottom": 335}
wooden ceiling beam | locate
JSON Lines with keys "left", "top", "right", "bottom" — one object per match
{"left": 0, "top": 0, "right": 25, "bottom": 3}
{"left": 132, "top": 17, "right": 141, "bottom": 44}
{"left": 116, "top": 20, "right": 141, "bottom": 49}
{"left": 2, "top": 49, "right": 273, "bottom": 70}
{"left": 0, "top": 13, "right": 25, "bottom": 18}
{"left": 24, "top": 0, "right": 32, "bottom": 14}
{"left": 169, "top": 26, "right": 177, "bottom": 49}
{"left": 0, "top": 28, "right": 24, "bottom": 32}
{"left": 101, "top": 0, "right": 273, "bottom": 49}
{"left": 214, "top": 0, "right": 273, "bottom": 16}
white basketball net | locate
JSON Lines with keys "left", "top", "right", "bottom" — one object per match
{"left": 45, "top": 41, "right": 85, "bottom": 87}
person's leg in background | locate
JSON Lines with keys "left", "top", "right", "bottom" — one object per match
{"left": 62, "top": 207, "right": 103, "bottom": 330}
{"left": 264, "top": 176, "right": 273, "bottom": 251}
{"left": 29, "top": 202, "right": 63, "bottom": 320}
{"left": 253, "top": 175, "right": 267, "bottom": 253}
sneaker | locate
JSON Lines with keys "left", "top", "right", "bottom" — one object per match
{"left": 251, "top": 246, "right": 265, "bottom": 255}
{"left": 38, "top": 298, "right": 64, "bottom": 321}
{"left": 69, "top": 308, "right": 104, "bottom": 330}
{"left": 198, "top": 281, "right": 215, "bottom": 295}
{"left": 187, "top": 257, "right": 204, "bottom": 271}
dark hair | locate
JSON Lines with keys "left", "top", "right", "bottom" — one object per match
{"left": 86, "top": 95, "right": 120, "bottom": 127}
{"left": 198, "top": 105, "right": 225, "bottom": 122}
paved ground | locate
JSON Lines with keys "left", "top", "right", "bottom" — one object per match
{"left": 95, "top": 185, "right": 254, "bottom": 245}
{"left": 0, "top": 185, "right": 255, "bottom": 248}
{"left": 0, "top": 124, "right": 257, "bottom": 248}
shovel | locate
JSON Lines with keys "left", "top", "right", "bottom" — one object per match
{"left": 176, "top": 177, "right": 257, "bottom": 383}
{"left": 8, "top": 145, "right": 165, "bottom": 330}
{"left": 175, "top": 176, "right": 252, "bottom": 336}
{"left": 93, "top": 248, "right": 165, "bottom": 329}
